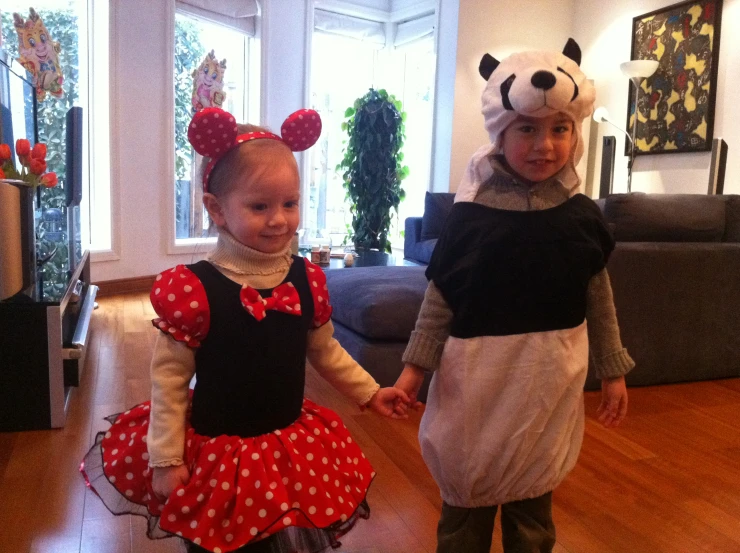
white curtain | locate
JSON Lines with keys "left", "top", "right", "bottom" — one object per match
{"left": 314, "top": 9, "right": 386, "bottom": 46}
{"left": 176, "top": 0, "right": 259, "bottom": 35}
{"left": 393, "top": 13, "right": 435, "bottom": 49}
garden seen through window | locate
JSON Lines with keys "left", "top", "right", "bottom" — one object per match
{"left": 173, "top": 11, "right": 259, "bottom": 243}
{"left": 308, "top": 19, "right": 435, "bottom": 251}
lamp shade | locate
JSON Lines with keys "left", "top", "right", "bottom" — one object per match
{"left": 620, "top": 60, "right": 659, "bottom": 79}
{"left": 593, "top": 106, "right": 610, "bottom": 123}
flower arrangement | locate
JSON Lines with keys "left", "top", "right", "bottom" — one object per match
{"left": 0, "top": 139, "right": 58, "bottom": 188}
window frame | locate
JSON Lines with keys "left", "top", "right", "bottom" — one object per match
{"left": 303, "top": 0, "right": 438, "bottom": 251}
{"left": 165, "top": 6, "right": 260, "bottom": 254}
{"left": 86, "top": 0, "right": 117, "bottom": 261}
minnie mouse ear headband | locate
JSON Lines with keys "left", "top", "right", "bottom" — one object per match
{"left": 187, "top": 107, "right": 322, "bottom": 192}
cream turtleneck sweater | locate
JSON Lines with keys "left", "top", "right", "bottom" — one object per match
{"left": 147, "top": 230, "right": 380, "bottom": 468}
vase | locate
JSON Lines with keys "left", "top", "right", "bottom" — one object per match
{"left": 0, "top": 182, "right": 36, "bottom": 300}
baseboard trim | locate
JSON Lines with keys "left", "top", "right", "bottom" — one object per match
{"left": 94, "top": 275, "right": 156, "bottom": 297}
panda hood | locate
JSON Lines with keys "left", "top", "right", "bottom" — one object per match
{"left": 456, "top": 39, "right": 595, "bottom": 203}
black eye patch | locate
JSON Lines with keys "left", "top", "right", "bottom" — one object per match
{"left": 500, "top": 74, "right": 516, "bottom": 110}
{"left": 557, "top": 67, "right": 579, "bottom": 102}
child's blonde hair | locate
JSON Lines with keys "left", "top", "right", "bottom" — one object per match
{"left": 203, "top": 123, "right": 294, "bottom": 198}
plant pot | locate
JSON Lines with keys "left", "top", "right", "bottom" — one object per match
{"left": 0, "top": 182, "right": 36, "bottom": 300}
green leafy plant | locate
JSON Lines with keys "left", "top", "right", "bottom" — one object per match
{"left": 174, "top": 18, "right": 205, "bottom": 235}
{"left": 174, "top": 18, "right": 205, "bottom": 181}
{"left": 338, "top": 88, "right": 408, "bottom": 252}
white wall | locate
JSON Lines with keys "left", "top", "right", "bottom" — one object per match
{"left": 429, "top": 0, "right": 458, "bottom": 192}
{"left": 94, "top": 0, "right": 183, "bottom": 283}
{"left": 98, "top": 0, "right": 739, "bottom": 281}
{"left": 93, "top": 0, "right": 310, "bottom": 282}
{"left": 575, "top": 0, "right": 740, "bottom": 195}
{"left": 448, "top": 0, "right": 576, "bottom": 192}
{"left": 94, "top": 0, "right": 451, "bottom": 281}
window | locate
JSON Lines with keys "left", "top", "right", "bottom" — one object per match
{"left": 308, "top": 8, "right": 436, "bottom": 249}
{"left": 173, "top": 10, "right": 260, "bottom": 244}
{"left": 1, "top": 0, "right": 111, "bottom": 298}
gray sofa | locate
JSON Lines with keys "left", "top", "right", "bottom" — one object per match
{"left": 326, "top": 192, "right": 740, "bottom": 397}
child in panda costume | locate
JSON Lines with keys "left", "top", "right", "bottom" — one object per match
{"left": 394, "top": 39, "right": 635, "bottom": 553}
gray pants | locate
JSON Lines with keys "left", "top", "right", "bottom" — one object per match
{"left": 436, "top": 492, "right": 556, "bottom": 553}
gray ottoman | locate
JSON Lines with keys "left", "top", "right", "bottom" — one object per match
{"left": 325, "top": 265, "right": 433, "bottom": 402}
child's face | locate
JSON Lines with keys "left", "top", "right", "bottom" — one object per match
{"left": 500, "top": 113, "right": 574, "bottom": 183}
{"left": 206, "top": 148, "right": 300, "bottom": 254}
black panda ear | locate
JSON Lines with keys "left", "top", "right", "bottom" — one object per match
{"left": 562, "top": 38, "right": 582, "bottom": 66}
{"left": 479, "top": 54, "right": 500, "bottom": 81}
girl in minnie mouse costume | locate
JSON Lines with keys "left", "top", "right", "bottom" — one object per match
{"left": 81, "top": 107, "right": 410, "bottom": 553}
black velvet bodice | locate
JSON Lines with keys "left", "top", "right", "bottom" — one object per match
{"left": 187, "top": 257, "right": 314, "bottom": 438}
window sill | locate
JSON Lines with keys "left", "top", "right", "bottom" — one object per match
{"left": 91, "top": 249, "right": 121, "bottom": 263}
{"left": 168, "top": 237, "right": 217, "bottom": 255}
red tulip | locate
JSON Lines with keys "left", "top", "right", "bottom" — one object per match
{"left": 0, "top": 168, "right": 6, "bottom": 180}
{"left": 30, "top": 158, "right": 47, "bottom": 175}
{"left": 40, "top": 172, "right": 58, "bottom": 188}
{"left": 31, "top": 143, "right": 47, "bottom": 160}
{"left": 15, "top": 139, "right": 31, "bottom": 157}
{"left": 0, "top": 144, "right": 10, "bottom": 161}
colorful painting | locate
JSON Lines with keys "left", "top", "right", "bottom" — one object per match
{"left": 191, "top": 50, "right": 226, "bottom": 112}
{"left": 13, "top": 8, "right": 64, "bottom": 101}
{"left": 628, "top": 0, "right": 723, "bottom": 155}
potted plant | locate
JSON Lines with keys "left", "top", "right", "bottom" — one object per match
{"left": 338, "top": 88, "right": 409, "bottom": 253}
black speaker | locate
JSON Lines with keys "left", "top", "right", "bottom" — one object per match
{"left": 707, "top": 138, "right": 728, "bottom": 195}
{"left": 599, "top": 135, "right": 616, "bottom": 198}
{"left": 65, "top": 106, "right": 83, "bottom": 207}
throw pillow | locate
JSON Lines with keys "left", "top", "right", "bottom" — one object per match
{"left": 420, "top": 192, "right": 455, "bottom": 241}
{"left": 603, "top": 193, "right": 726, "bottom": 242}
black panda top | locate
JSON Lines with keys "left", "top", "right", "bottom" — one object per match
{"left": 426, "top": 194, "right": 614, "bottom": 339}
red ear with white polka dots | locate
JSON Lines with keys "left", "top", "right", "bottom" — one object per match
{"left": 280, "top": 109, "right": 322, "bottom": 152}
{"left": 187, "top": 107, "right": 238, "bottom": 158}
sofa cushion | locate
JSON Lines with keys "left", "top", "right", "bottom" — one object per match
{"left": 603, "top": 193, "right": 726, "bottom": 242}
{"left": 325, "top": 265, "right": 427, "bottom": 340}
{"left": 411, "top": 239, "right": 438, "bottom": 265}
{"left": 724, "top": 196, "right": 740, "bottom": 242}
{"left": 420, "top": 192, "right": 455, "bottom": 241}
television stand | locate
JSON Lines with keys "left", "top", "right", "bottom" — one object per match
{"left": 0, "top": 250, "right": 97, "bottom": 431}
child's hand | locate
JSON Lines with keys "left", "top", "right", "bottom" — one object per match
{"left": 152, "top": 464, "right": 190, "bottom": 501}
{"left": 365, "top": 387, "right": 412, "bottom": 419}
{"left": 597, "top": 376, "right": 628, "bottom": 428}
{"left": 393, "top": 363, "right": 426, "bottom": 416}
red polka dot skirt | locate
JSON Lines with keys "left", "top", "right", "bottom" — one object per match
{"left": 81, "top": 399, "right": 374, "bottom": 552}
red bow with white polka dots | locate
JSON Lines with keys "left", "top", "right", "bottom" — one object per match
{"left": 187, "top": 107, "right": 322, "bottom": 192}
{"left": 239, "top": 283, "right": 302, "bottom": 321}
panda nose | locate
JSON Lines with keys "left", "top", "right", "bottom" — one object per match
{"left": 531, "top": 70, "right": 556, "bottom": 90}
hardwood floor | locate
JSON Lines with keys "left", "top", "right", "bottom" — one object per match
{"left": 1, "top": 292, "right": 740, "bottom": 552}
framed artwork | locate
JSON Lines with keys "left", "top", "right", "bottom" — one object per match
{"left": 627, "top": 0, "right": 723, "bottom": 155}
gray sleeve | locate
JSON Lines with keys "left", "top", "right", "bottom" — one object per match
{"left": 402, "top": 280, "right": 453, "bottom": 372}
{"left": 586, "top": 268, "right": 636, "bottom": 379}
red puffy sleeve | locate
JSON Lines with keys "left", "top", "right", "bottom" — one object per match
{"left": 303, "top": 258, "right": 333, "bottom": 328}
{"left": 150, "top": 265, "right": 210, "bottom": 347}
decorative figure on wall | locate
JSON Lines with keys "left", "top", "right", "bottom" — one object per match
{"left": 191, "top": 50, "right": 226, "bottom": 112}
{"left": 13, "top": 8, "right": 64, "bottom": 101}
{"left": 628, "top": 0, "right": 723, "bottom": 155}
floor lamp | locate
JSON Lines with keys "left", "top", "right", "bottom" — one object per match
{"left": 620, "top": 60, "right": 659, "bottom": 192}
